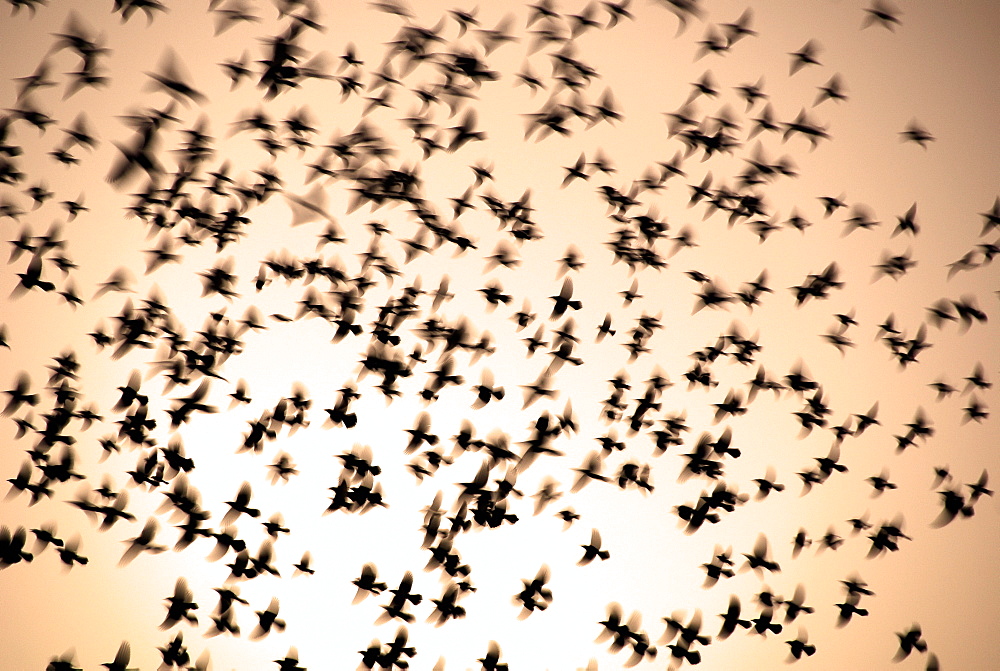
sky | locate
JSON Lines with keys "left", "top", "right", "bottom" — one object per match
{"left": 0, "top": 0, "right": 998, "bottom": 669}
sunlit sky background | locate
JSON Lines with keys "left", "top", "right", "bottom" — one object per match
{"left": 1, "top": 0, "right": 998, "bottom": 669}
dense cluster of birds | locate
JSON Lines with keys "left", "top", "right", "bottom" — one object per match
{"left": 0, "top": 0, "right": 997, "bottom": 669}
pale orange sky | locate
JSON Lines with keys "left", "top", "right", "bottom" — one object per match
{"left": 0, "top": 1, "right": 997, "bottom": 670}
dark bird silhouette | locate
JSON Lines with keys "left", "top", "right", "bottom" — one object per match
{"left": 893, "top": 624, "right": 928, "bottom": 661}
{"left": 3, "top": 372, "right": 38, "bottom": 415}
{"left": 515, "top": 564, "right": 553, "bottom": 615}
{"left": 753, "top": 467, "right": 785, "bottom": 499}
{"left": 222, "top": 481, "right": 260, "bottom": 525}
{"left": 353, "top": 564, "right": 386, "bottom": 603}
{"left": 789, "top": 40, "right": 822, "bottom": 75}
{"left": 105, "top": 105, "right": 176, "bottom": 185}
{"left": 783, "top": 110, "right": 830, "bottom": 149}
{"left": 863, "top": 1, "right": 902, "bottom": 31}
{"left": 782, "top": 584, "right": 814, "bottom": 622}
{"left": 835, "top": 594, "right": 869, "bottom": 627}
{"left": 743, "top": 534, "right": 780, "bottom": 574}
{"left": 160, "top": 578, "right": 198, "bottom": 629}
{"left": 145, "top": 49, "right": 207, "bottom": 106}
{"left": 120, "top": 517, "right": 165, "bottom": 565}
{"left": 967, "top": 470, "right": 993, "bottom": 503}
{"left": 100, "top": 642, "right": 136, "bottom": 671}
{"left": 477, "top": 640, "right": 509, "bottom": 671}
{"left": 717, "top": 596, "right": 751, "bottom": 639}
{"left": 786, "top": 629, "right": 817, "bottom": 660}
{"left": 900, "top": 119, "right": 935, "bottom": 148}
{"left": 378, "top": 571, "right": 423, "bottom": 623}
{"left": 13, "top": 254, "right": 55, "bottom": 296}
{"left": 579, "top": 528, "right": 611, "bottom": 564}
{"left": 550, "top": 277, "right": 583, "bottom": 319}
{"left": 815, "top": 74, "right": 848, "bottom": 106}
{"left": 251, "top": 597, "right": 286, "bottom": 639}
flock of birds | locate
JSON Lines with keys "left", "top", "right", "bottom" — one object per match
{"left": 0, "top": 0, "right": 997, "bottom": 669}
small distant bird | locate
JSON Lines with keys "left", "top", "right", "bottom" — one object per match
{"left": 786, "top": 629, "right": 817, "bottom": 660}
{"left": 900, "top": 119, "right": 935, "bottom": 148}
{"left": 101, "top": 642, "right": 137, "bottom": 671}
{"left": 145, "top": 49, "right": 207, "bottom": 106}
{"left": 862, "top": 1, "right": 902, "bottom": 31}
{"left": 789, "top": 40, "right": 822, "bottom": 75}
{"left": 893, "top": 624, "right": 928, "bottom": 661}
{"left": 815, "top": 74, "right": 848, "bottom": 106}
{"left": 579, "top": 528, "right": 610, "bottom": 564}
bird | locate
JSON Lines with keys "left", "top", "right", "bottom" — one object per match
{"left": 145, "top": 49, "right": 207, "bottom": 106}
{"left": 742, "top": 534, "right": 780, "bottom": 574}
{"left": 160, "top": 578, "right": 199, "bottom": 629}
{"left": 815, "top": 74, "right": 848, "bottom": 106}
{"left": 119, "top": 518, "right": 165, "bottom": 565}
{"left": 353, "top": 563, "right": 387, "bottom": 603}
{"left": 862, "top": 1, "right": 902, "bottom": 31}
{"left": 222, "top": 482, "right": 260, "bottom": 524}
{"left": 101, "top": 642, "right": 136, "bottom": 671}
{"left": 579, "top": 528, "right": 611, "bottom": 564}
{"left": 786, "top": 629, "right": 817, "bottom": 660}
{"left": 251, "top": 597, "right": 286, "bottom": 639}
{"left": 893, "top": 624, "right": 928, "bottom": 661}
{"left": 900, "top": 119, "right": 935, "bottom": 148}
{"left": 717, "top": 596, "right": 751, "bottom": 638}
{"left": 789, "top": 40, "right": 822, "bottom": 75}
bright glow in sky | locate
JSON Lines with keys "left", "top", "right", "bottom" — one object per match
{"left": 1, "top": 1, "right": 998, "bottom": 670}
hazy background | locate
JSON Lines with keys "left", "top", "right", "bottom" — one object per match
{"left": 0, "top": 0, "right": 997, "bottom": 669}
